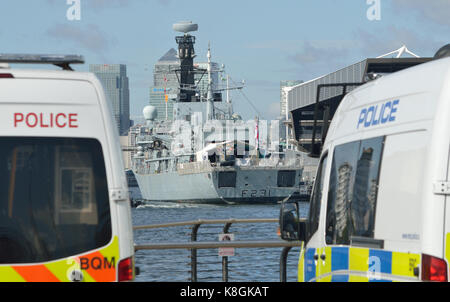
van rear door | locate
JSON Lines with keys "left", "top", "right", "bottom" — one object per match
{"left": 0, "top": 75, "right": 121, "bottom": 281}
{"left": 443, "top": 146, "right": 450, "bottom": 277}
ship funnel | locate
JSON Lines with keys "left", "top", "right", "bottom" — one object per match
{"left": 173, "top": 21, "right": 198, "bottom": 34}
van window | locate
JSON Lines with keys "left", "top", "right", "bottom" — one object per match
{"left": 375, "top": 131, "right": 427, "bottom": 243}
{"left": 0, "top": 137, "right": 111, "bottom": 264}
{"left": 325, "top": 136, "right": 384, "bottom": 245}
{"left": 305, "top": 153, "right": 328, "bottom": 243}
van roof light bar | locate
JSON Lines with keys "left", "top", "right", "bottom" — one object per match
{"left": 0, "top": 54, "right": 84, "bottom": 71}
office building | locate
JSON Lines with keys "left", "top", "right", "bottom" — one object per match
{"left": 90, "top": 64, "right": 130, "bottom": 135}
{"left": 280, "top": 80, "right": 303, "bottom": 151}
{"left": 280, "top": 80, "right": 303, "bottom": 117}
{"left": 150, "top": 49, "right": 179, "bottom": 120}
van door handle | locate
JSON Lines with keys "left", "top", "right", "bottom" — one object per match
{"left": 314, "top": 254, "right": 326, "bottom": 261}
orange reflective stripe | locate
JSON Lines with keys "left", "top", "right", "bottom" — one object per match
{"left": 78, "top": 251, "right": 116, "bottom": 282}
{"left": 1, "top": 236, "right": 119, "bottom": 282}
{"left": 12, "top": 265, "right": 60, "bottom": 282}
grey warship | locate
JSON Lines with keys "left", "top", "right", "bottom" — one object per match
{"left": 131, "top": 21, "right": 306, "bottom": 204}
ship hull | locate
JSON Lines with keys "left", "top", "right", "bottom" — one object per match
{"left": 133, "top": 166, "right": 306, "bottom": 204}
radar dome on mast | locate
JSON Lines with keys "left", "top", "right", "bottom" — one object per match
{"left": 173, "top": 21, "right": 198, "bottom": 34}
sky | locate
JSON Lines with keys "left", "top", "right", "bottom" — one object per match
{"left": 1, "top": 0, "right": 449, "bottom": 121}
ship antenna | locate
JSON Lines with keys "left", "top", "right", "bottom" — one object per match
{"left": 206, "top": 41, "right": 215, "bottom": 120}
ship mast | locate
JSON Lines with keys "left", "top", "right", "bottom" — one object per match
{"left": 206, "top": 42, "right": 215, "bottom": 120}
{"left": 225, "top": 73, "right": 233, "bottom": 118}
{"left": 173, "top": 21, "right": 198, "bottom": 103}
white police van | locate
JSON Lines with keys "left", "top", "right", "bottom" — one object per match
{"left": 280, "top": 45, "right": 450, "bottom": 282}
{"left": 0, "top": 55, "right": 135, "bottom": 282}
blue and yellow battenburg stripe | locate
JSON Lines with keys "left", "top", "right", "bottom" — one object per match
{"left": 298, "top": 245, "right": 420, "bottom": 282}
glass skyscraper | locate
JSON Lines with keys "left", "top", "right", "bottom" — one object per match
{"left": 90, "top": 64, "right": 130, "bottom": 135}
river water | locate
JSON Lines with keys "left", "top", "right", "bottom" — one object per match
{"left": 132, "top": 201, "right": 309, "bottom": 282}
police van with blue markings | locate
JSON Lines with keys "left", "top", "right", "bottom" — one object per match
{"left": 280, "top": 45, "right": 450, "bottom": 282}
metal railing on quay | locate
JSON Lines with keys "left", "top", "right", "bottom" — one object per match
{"left": 133, "top": 218, "right": 302, "bottom": 282}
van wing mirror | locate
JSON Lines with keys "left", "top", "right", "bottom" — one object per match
{"left": 279, "top": 200, "right": 306, "bottom": 242}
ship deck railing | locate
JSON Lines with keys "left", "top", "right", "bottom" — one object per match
{"left": 176, "top": 160, "right": 303, "bottom": 175}
{"left": 134, "top": 158, "right": 303, "bottom": 176}
{"left": 177, "top": 160, "right": 213, "bottom": 175}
